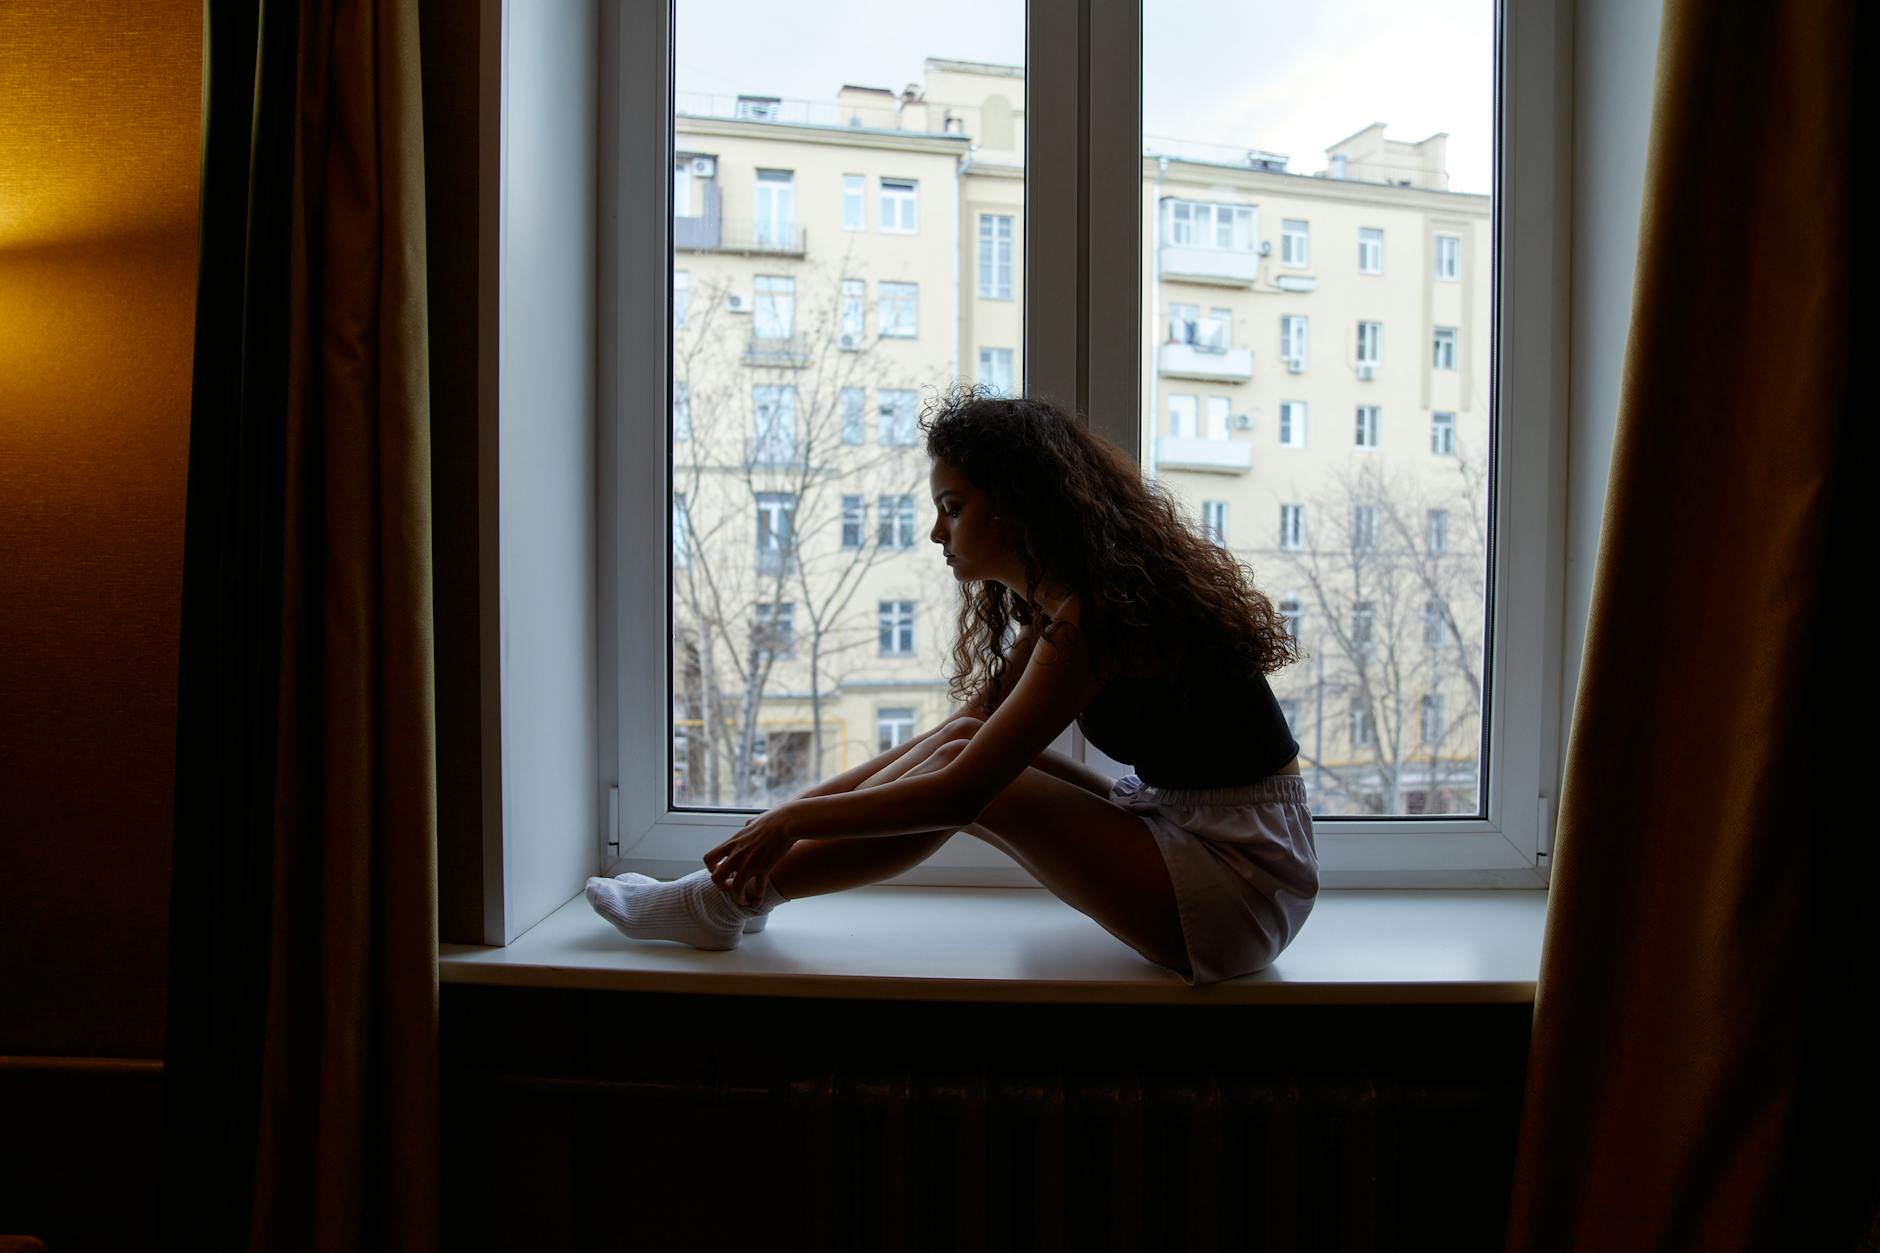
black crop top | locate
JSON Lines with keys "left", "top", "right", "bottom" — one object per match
{"left": 1075, "top": 660, "right": 1299, "bottom": 788}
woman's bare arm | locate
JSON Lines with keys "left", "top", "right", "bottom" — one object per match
{"left": 788, "top": 623, "right": 1041, "bottom": 800}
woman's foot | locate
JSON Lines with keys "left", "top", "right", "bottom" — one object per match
{"left": 615, "top": 871, "right": 768, "bottom": 932}
{"left": 585, "top": 868, "right": 755, "bottom": 950}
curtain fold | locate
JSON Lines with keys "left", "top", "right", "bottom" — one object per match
{"left": 1504, "top": 1, "right": 1872, "bottom": 1249}
{"left": 163, "top": 0, "right": 437, "bottom": 1248}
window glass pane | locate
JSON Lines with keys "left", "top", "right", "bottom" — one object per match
{"left": 672, "top": 4, "right": 1022, "bottom": 808}
{"left": 1145, "top": 0, "right": 1493, "bottom": 817}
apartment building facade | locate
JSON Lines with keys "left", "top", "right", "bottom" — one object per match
{"left": 670, "top": 59, "right": 1490, "bottom": 815}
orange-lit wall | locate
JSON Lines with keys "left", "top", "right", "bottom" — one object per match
{"left": 0, "top": 1, "right": 201, "bottom": 1058}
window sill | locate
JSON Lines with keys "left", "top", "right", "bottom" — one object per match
{"left": 439, "top": 887, "right": 1545, "bottom": 1005}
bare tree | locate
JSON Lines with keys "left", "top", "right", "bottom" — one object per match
{"left": 670, "top": 244, "right": 947, "bottom": 806}
{"left": 1267, "top": 443, "right": 1489, "bottom": 814}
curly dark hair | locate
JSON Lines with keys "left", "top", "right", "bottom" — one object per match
{"left": 918, "top": 382, "right": 1300, "bottom": 716}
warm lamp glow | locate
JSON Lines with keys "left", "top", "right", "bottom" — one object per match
{"left": 0, "top": 0, "right": 201, "bottom": 250}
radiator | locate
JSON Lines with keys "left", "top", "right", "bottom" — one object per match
{"left": 764, "top": 1067, "right": 1517, "bottom": 1252}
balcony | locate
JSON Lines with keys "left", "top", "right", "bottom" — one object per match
{"left": 1155, "top": 436, "right": 1253, "bottom": 475}
{"left": 675, "top": 215, "right": 808, "bottom": 257}
{"left": 1158, "top": 339, "right": 1254, "bottom": 382}
{"left": 1159, "top": 243, "right": 1260, "bottom": 286}
{"left": 743, "top": 333, "right": 812, "bottom": 367}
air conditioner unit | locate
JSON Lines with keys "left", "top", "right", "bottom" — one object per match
{"left": 1231, "top": 413, "right": 1253, "bottom": 431}
{"left": 726, "top": 293, "right": 750, "bottom": 313}
{"left": 688, "top": 156, "right": 716, "bottom": 178}
{"left": 1258, "top": 241, "right": 1273, "bottom": 257}
{"left": 838, "top": 333, "right": 860, "bottom": 349}
{"left": 1285, "top": 358, "right": 1305, "bottom": 374}
{"left": 1356, "top": 363, "right": 1376, "bottom": 381}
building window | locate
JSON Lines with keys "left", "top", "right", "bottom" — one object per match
{"left": 753, "top": 275, "right": 794, "bottom": 340}
{"left": 1352, "top": 505, "right": 1378, "bottom": 550}
{"left": 673, "top": 270, "right": 688, "bottom": 328}
{"left": 1281, "top": 218, "right": 1309, "bottom": 267}
{"left": 1427, "top": 508, "right": 1450, "bottom": 554}
{"left": 1166, "top": 393, "right": 1198, "bottom": 438}
{"left": 753, "top": 601, "right": 795, "bottom": 659}
{"left": 878, "top": 390, "right": 919, "bottom": 446}
{"left": 877, "top": 494, "right": 917, "bottom": 548}
{"left": 1202, "top": 500, "right": 1227, "bottom": 545}
{"left": 1420, "top": 693, "right": 1445, "bottom": 745}
{"left": 754, "top": 492, "right": 796, "bottom": 574}
{"left": 673, "top": 491, "right": 689, "bottom": 566}
{"left": 1431, "top": 410, "right": 1456, "bottom": 455}
{"left": 842, "top": 174, "right": 865, "bottom": 230}
{"left": 879, "top": 177, "right": 918, "bottom": 233}
{"left": 673, "top": 379, "right": 690, "bottom": 442}
{"left": 1424, "top": 601, "right": 1446, "bottom": 648}
{"left": 1167, "top": 302, "right": 1200, "bottom": 345}
{"left": 753, "top": 168, "right": 795, "bottom": 247}
{"left": 1435, "top": 234, "right": 1461, "bottom": 281}
{"left": 1279, "top": 700, "right": 1301, "bottom": 737}
{"left": 1350, "top": 700, "right": 1375, "bottom": 748}
{"left": 978, "top": 347, "right": 1015, "bottom": 396}
{"left": 1168, "top": 199, "right": 1256, "bottom": 250}
{"left": 979, "top": 214, "right": 1014, "bottom": 299}
{"left": 1278, "top": 400, "right": 1306, "bottom": 447}
{"left": 1356, "top": 320, "right": 1382, "bottom": 367}
{"left": 840, "top": 495, "right": 864, "bottom": 549}
{"left": 1433, "top": 326, "right": 1457, "bottom": 370}
{"left": 1352, "top": 601, "right": 1376, "bottom": 651}
{"left": 1278, "top": 597, "right": 1302, "bottom": 642}
{"left": 879, "top": 600, "right": 916, "bottom": 656}
{"left": 840, "top": 388, "right": 865, "bottom": 445}
{"left": 1205, "top": 396, "right": 1230, "bottom": 440}
{"left": 752, "top": 385, "right": 796, "bottom": 465}
{"left": 1199, "top": 306, "right": 1231, "bottom": 351}
{"left": 877, "top": 281, "right": 918, "bottom": 337}
{"left": 1281, "top": 314, "right": 1308, "bottom": 369}
{"left": 877, "top": 707, "right": 916, "bottom": 753}
{"left": 839, "top": 279, "right": 866, "bottom": 347}
{"left": 1355, "top": 405, "right": 1380, "bottom": 448}
{"left": 1358, "top": 226, "right": 1383, "bottom": 274}
{"left": 1280, "top": 503, "right": 1305, "bottom": 551}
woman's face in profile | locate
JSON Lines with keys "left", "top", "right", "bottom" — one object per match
{"left": 928, "top": 459, "right": 1010, "bottom": 587}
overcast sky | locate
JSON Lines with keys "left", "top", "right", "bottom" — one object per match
{"left": 676, "top": 1, "right": 1494, "bottom": 195}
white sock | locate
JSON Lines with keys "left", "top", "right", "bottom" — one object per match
{"left": 585, "top": 868, "right": 784, "bottom": 950}
{"left": 614, "top": 871, "right": 786, "bottom": 933}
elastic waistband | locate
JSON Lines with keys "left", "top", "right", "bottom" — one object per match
{"left": 1122, "top": 772, "right": 1308, "bottom": 807}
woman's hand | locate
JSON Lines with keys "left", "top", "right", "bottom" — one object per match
{"left": 704, "top": 802, "right": 801, "bottom": 908}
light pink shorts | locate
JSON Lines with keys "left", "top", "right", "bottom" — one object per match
{"left": 1109, "top": 772, "right": 1319, "bottom": 986}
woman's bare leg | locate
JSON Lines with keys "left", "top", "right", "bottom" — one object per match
{"left": 766, "top": 721, "right": 977, "bottom": 901}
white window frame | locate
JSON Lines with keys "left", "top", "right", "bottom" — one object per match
{"left": 579, "top": 0, "right": 1574, "bottom": 931}
{"left": 979, "top": 213, "right": 1014, "bottom": 299}
{"left": 1281, "top": 314, "right": 1308, "bottom": 368}
{"left": 752, "top": 274, "right": 794, "bottom": 340}
{"left": 1201, "top": 499, "right": 1227, "bottom": 545}
{"left": 672, "top": 378, "right": 689, "bottom": 442}
{"left": 841, "top": 173, "right": 865, "bottom": 231}
{"left": 1279, "top": 503, "right": 1305, "bottom": 551}
{"left": 1435, "top": 233, "right": 1461, "bottom": 280}
{"left": 877, "top": 389, "right": 919, "bottom": 446}
{"left": 876, "top": 707, "right": 916, "bottom": 753}
{"left": 1278, "top": 400, "right": 1306, "bottom": 448}
{"left": 877, "top": 281, "right": 918, "bottom": 338}
{"left": 840, "top": 494, "right": 865, "bottom": 549}
{"left": 1431, "top": 410, "right": 1456, "bottom": 455}
{"left": 1427, "top": 508, "right": 1451, "bottom": 554}
{"left": 839, "top": 278, "right": 866, "bottom": 346}
{"left": 1355, "top": 404, "right": 1380, "bottom": 449}
{"left": 879, "top": 177, "right": 918, "bottom": 233}
{"left": 1358, "top": 225, "right": 1384, "bottom": 274}
{"left": 1356, "top": 320, "right": 1382, "bottom": 367}
{"left": 1166, "top": 393, "right": 1197, "bottom": 438}
{"left": 878, "top": 599, "right": 916, "bottom": 657}
{"left": 876, "top": 494, "right": 917, "bottom": 549}
{"left": 840, "top": 387, "right": 865, "bottom": 446}
{"left": 1205, "top": 395, "right": 1230, "bottom": 440}
{"left": 1433, "top": 326, "right": 1458, "bottom": 370}
{"left": 672, "top": 269, "right": 687, "bottom": 327}
{"left": 1281, "top": 218, "right": 1309, "bottom": 267}
{"left": 978, "top": 346, "right": 1015, "bottom": 396}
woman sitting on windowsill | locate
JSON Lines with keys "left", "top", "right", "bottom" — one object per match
{"left": 586, "top": 384, "right": 1315, "bottom": 986}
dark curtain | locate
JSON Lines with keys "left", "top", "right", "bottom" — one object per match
{"left": 163, "top": 0, "right": 438, "bottom": 1248}
{"left": 1504, "top": 1, "right": 1875, "bottom": 1249}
